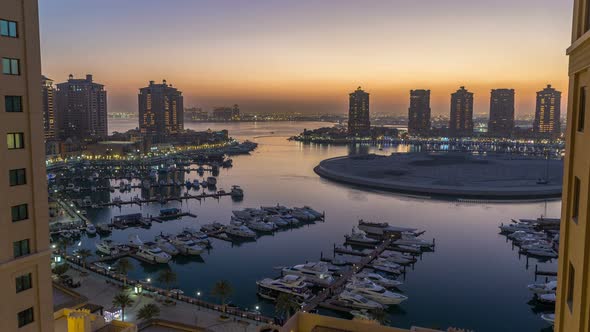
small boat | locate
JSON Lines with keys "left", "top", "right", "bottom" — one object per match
{"left": 345, "top": 227, "right": 379, "bottom": 245}
{"left": 207, "top": 177, "right": 217, "bottom": 186}
{"left": 538, "top": 293, "right": 556, "bottom": 304}
{"left": 171, "top": 235, "right": 206, "bottom": 255}
{"left": 154, "top": 237, "right": 180, "bottom": 256}
{"left": 230, "top": 185, "right": 244, "bottom": 198}
{"left": 265, "top": 215, "right": 289, "bottom": 227}
{"left": 85, "top": 224, "right": 97, "bottom": 235}
{"left": 201, "top": 222, "right": 224, "bottom": 233}
{"left": 247, "top": 219, "right": 276, "bottom": 232}
{"left": 128, "top": 234, "right": 144, "bottom": 248}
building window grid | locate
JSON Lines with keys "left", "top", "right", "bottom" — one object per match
{"left": 9, "top": 168, "right": 26, "bottom": 186}
{"left": 13, "top": 239, "right": 30, "bottom": 258}
{"left": 15, "top": 273, "right": 32, "bottom": 293}
{"left": 17, "top": 307, "right": 34, "bottom": 327}
{"left": 2, "top": 58, "right": 20, "bottom": 75}
{"left": 5, "top": 96, "right": 23, "bottom": 112}
{"left": 7, "top": 132, "right": 24, "bottom": 149}
{"left": 0, "top": 19, "right": 17, "bottom": 37}
{"left": 11, "top": 204, "right": 28, "bottom": 222}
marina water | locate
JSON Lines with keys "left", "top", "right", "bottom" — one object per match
{"left": 74, "top": 119, "right": 560, "bottom": 331}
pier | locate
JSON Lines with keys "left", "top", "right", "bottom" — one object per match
{"left": 302, "top": 236, "right": 396, "bottom": 312}
{"left": 99, "top": 192, "right": 233, "bottom": 208}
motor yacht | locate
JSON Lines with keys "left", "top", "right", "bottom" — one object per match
{"left": 230, "top": 185, "right": 244, "bottom": 198}
{"left": 136, "top": 245, "right": 171, "bottom": 263}
{"left": 290, "top": 208, "right": 315, "bottom": 222}
{"left": 171, "top": 235, "right": 206, "bottom": 255}
{"left": 345, "top": 227, "right": 379, "bottom": 245}
{"left": 95, "top": 240, "right": 119, "bottom": 255}
{"left": 265, "top": 215, "right": 289, "bottom": 227}
{"left": 379, "top": 252, "right": 415, "bottom": 265}
{"left": 256, "top": 275, "right": 312, "bottom": 302}
{"left": 538, "top": 293, "right": 556, "bottom": 304}
{"left": 247, "top": 219, "right": 276, "bottom": 232}
{"left": 353, "top": 273, "right": 402, "bottom": 288}
{"left": 521, "top": 248, "right": 558, "bottom": 258}
{"left": 528, "top": 280, "right": 558, "bottom": 295}
{"left": 206, "top": 176, "right": 217, "bottom": 186}
{"left": 345, "top": 280, "right": 408, "bottom": 305}
{"left": 337, "top": 291, "right": 384, "bottom": 310}
{"left": 541, "top": 313, "right": 555, "bottom": 325}
{"left": 200, "top": 222, "right": 224, "bottom": 232}
{"left": 225, "top": 224, "right": 257, "bottom": 239}
{"left": 282, "top": 262, "right": 334, "bottom": 286}
{"left": 154, "top": 237, "right": 180, "bottom": 256}
{"left": 371, "top": 259, "right": 402, "bottom": 274}
{"left": 302, "top": 206, "right": 323, "bottom": 219}
{"left": 128, "top": 234, "right": 144, "bottom": 248}
{"left": 192, "top": 180, "right": 200, "bottom": 190}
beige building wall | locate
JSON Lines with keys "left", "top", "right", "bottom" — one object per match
{"left": 0, "top": 0, "right": 54, "bottom": 331}
{"left": 555, "top": 0, "right": 590, "bottom": 331}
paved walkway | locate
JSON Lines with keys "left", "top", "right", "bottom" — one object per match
{"left": 66, "top": 269, "right": 267, "bottom": 332}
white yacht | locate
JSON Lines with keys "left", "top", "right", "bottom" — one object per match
{"left": 171, "top": 235, "right": 206, "bottom": 255}
{"left": 95, "top": 240, "right": 119, "bottom": 255}
{"left": 265, "top": 215, "right": 289, "bottom": 227}
{"left": 182, "top": 227, "right": 211, "bottom": 245}
{"left": 538, "top": 293, "right": 556, "bottom": 304}
{"left": 338, "top": 291, "right": 384, "bottom": 310}
{"left": 541, "top": 313, "right": 555, "bottom": 325}
{"left": 345, "top": 227, "right": 379, "bottom": 245}
{"left": 528, "top": 280, "right": 558, "bottom": 295}
{"left": 225, "top": 224, "right": 257, "bottom": 239}
{"left": 136, "top": 245, "right": 171, "bottom": 263}
{"left": 371, "top": 259, "right": 402, "bottom": 274}
{"left": 353, "top": 273, "right": 402, "bottom": 288}
{"left": 393, "top": 233, "right": 433, "bottom": 249}
{"left": 201, "top": 222, "right": 224, "bottom": 233}
{"left": 256, "top": 275, "right": 312, "bottom": 301}
{"left": 247, "top": 219, "right": 276, "bottom": 232}
{"left": 346, "top": 280, "right": 408, "bottom": 305}
{"left": 128, "top": 234, "right": 144, "bottom": 248}
{"left": 290, "top": 208, "right": 315, "bottom": 222}
{"left": 379, "top": 251, "right": 416, "bottom": 264}
{"left": 154, "top": 237, "right": 180, "bottom": 256}
{"left": 282, "top": 262, "right": 334, "bottom": 286}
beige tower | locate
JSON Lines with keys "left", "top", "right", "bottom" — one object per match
{"left": 555, "top": 0, "right": 590, "bottom": 331}
{"left": 0, "top": 0, "right": 54, "bottom": 331}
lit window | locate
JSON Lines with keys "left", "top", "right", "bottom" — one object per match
{"left": 17, "top": 307, "right": 34, "bottom": 327}
{"left": 9, "top": 168, "right": 26, "bottom": 186}
{"left": 13, "top": 239, "right": 30, "bottom": 258}
{"left": 7, "top": 133, "right": 24, "bottom": 149}
{"left": 0, "top": 19, "right": 17, "bottom": 37}
{"left": 2, "top": 57, "right": 20, "bottom": 75}
{"left": 5, "top": 96, "right": 22, "bottom": 112}
{"left": 16, "top": 273, "right": 32, "bottom": 293}
{"left": 11, "top": 204, "right": 28, "bottom": 222}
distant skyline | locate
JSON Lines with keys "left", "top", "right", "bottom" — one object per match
{"left": 39, "top": 0, "right": 571, "bottom": 116}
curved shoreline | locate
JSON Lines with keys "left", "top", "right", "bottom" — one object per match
{"left": 314, "top": 155, "right": 562, "bottom": 200}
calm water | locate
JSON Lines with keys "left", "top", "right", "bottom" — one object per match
{"left": 78, "top": 120, "right": 559, "bottom": 331}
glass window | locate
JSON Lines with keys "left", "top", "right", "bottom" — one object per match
{"left": 2, "top": 58, "right": 20, "bottom": 75}
{"left": 11, "top": 204, "right": 28, "bottom": 222}
{"left": 579, "top": 87, "right": 586, "bottom": 132}
{"left": 9, "top": 168, "right": 26, "bottom": 186}
{"left": 16, "top": 273, "right": 32, "bottom": 293}
{"left": 568, "top": 263, "right": 575, "bottom": 312}
{"left": 5, "top": 96, "right": 22, "bottom": 112}
{"left": 7, "top": 133, "right": 24, "bottom": 149}
{"left": 17, "top": 307, "right": 34, "bottom": 327}
{"left": 0, "top": 19, "right": 17, "bottom": 37}
{"left": 13, "top": 239, "right": 30, "bottom": 258}
{"left": 573, "top": 177, "right": 581, "bottom": 222}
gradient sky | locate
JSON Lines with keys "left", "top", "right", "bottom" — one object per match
{"left": 39, "top": 0, "right": 573, "bottom": 116}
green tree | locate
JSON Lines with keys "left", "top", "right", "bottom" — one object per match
{"left": 137, "top": 303, "right": 160, "bottom": 321}
{"left": 369, "top": 308, "right": 390, "bottom": 325}
{"left": 156, "top": 269, "right": 177, "bottom": 291}
{"left": 211, "top": 280, "right": 233, "bottom": 311}
{"left": 77, "top": 249, "right": 92, "bottom": 269}
{"left": 52, "top": 263, "right": 70, "bottom": 276}
{"left": 275, "top": 293, "right": 300, "bottom": 319}
{"left": 116, "top": 258, "right": 133, "bottom": 287}
{"left": 55, "top": 238, "right": 68, "bottom": 254}
{"left": 112, "top": 292, "right": 134, "bottom": 322}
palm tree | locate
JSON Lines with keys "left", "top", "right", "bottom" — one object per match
{"left": 211, "top": 280, "right": 233, "bottom": 311}
{"left": 77, "top": 249, "right": 92, "bottom": 269}
{"left": 52, "top": 263, "right": 70, "bottom": 277}
{"left": 275, "top": 293, "right": 300, "bottom": 319}
{"left": 137, "top": 303, "right": 160, "bottom": 321}
{"left": 112, "top": 292, "right": 134, "bottom": 322}
{"left": 369, "top": 309, "right": 390, "bottom": 325}
{"left": 156, "top": 269, "right": 177, "bottom": 291}
{"left": 55, "top": 238, "right": 68, "bottom": 255}
{"left": 116, "top": 258, "right": 133, "bottom": 287}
